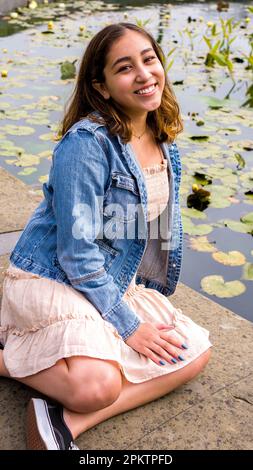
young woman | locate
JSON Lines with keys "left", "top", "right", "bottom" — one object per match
{"left": 0, "top": 23, "right": 212, "bottom": 450}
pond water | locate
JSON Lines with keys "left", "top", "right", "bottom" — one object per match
{"left": 0, "top": 0, "right": 252, "bottom": 322}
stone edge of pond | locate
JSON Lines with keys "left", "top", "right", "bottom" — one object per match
{"left": 0, "top": 165, "right": 252, "bottom": 449}
{"left": 0, "top": 166, "right": 42, "bottom": 233}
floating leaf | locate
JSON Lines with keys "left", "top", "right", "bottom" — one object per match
{"left": 234, "top": 153, "right": 245, "bottom": 170}
{"left": 2, "top": 124, "right": 35, "bottom": 136}
{"left": 13, "top": 154, "right": 40, "bottom": 167}
{"left": 242, "top": 263, "right": 253, "bottom": 281}
{"left": 60, "top": 60, "right": 77, "bottom": 80}
{"left": 219, "top": 219, "right": 253, "bottom": 234}
{"left": 189, "top": 135, "right": 210, "bottom": 141}
{"left": 39, "top": 132, "right": 58, "bottom": 141}
{"left": 182, "top": 216, "right": 213, "bottom": 236}
{"left": 240, "top": 212, "right": 253, "bottom": 224}
{"left": 201, "top": 275, "right": 246, "bottom": 298}
{"left": 189, "top": 236, "right": 217, "bottom": 252}
{"left": 181, "top": 207, "right": 207, "bottom": 219}
{"left": 212, "top": 251, "right": 246, "bottom": 266}
{"left": 38, "top": 175, "right": 48, "bottom": 183}
{"left": 18, "top": 167, "right": 37, "bottom": 176}
{"left": 193, "top": 172, "right": 212, "bottom": 186}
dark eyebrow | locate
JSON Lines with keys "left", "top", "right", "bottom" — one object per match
{"left": 111, "top": 47, "right": 154, "bottom": 69}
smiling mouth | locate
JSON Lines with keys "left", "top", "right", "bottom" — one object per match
{"left": 134, "top": 83, "right": 158, "bottom": 95}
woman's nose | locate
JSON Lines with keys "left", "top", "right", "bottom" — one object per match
{"left": 135, "top": 64, "right": 152, "bottom": 81}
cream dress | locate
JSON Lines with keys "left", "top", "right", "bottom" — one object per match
{"left": 0, "top": 154, "right": 212, "bottom": 379}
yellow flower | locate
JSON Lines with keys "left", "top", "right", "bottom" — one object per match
{"left": 79, "top": 25, "right": 85, "bottom": 32}
{"left": 48, "top": 21, "right": 54, "bottom": 30}
{"left": 28, "top": 1, "right": 38, "bottom": 9}
{"left": 207, "top": 21, "right": 214, "bottom": 28}
{"left": 192, "top": 184, "right": 199, "bottom": 193}
{"left": 1, "top": 70, "right": 8, "bottom": 78}
{"left": 2, "top": 48, "right": 8, "bottom": 53}
{"left": 164, "top": 14, "right": 171, "bottom": 20}
{"left": 10, "top": 12, "right": 18, "bottom": 19}
{"left": 245, "top": 18, "right": 251, "bottom": 23}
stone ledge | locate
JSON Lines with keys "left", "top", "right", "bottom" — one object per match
{"left": 0, "top": 167, "right": 42, "bottom": 233}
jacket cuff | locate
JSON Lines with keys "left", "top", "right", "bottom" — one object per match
{"left": 104, "top": 301, "right": 141, "bottom": 341}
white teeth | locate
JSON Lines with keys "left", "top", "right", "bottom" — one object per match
{"left": 136, "top": 84, "right": 156, "bottom": 95}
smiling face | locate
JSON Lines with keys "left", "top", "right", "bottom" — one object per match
{"left": 92, "top": 29, "right": 165, "bottom": 123}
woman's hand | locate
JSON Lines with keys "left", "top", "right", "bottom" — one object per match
{"left": 124, "top": 322, "right": 188, "bottom": 366}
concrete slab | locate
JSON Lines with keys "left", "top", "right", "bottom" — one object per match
{"left": 132, "top": 375, "right": 253, "bottom": 450}
{"left": 0, "top": 167, "right": 42, "bottom": 233}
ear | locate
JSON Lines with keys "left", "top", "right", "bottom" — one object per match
{"left": 92, "top": 79, "right": 110, "bottom": 100}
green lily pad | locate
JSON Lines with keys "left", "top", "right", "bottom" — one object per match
{"left": 18, "top": 167, "right": 37, "bottom": 176}
{"left": 39, "top": 132, "right": 57, "bottom": 141}
{"left": 2, "top": 124, "right": 35, "bottom": 136}
{"left": 38, "top": 175, "right": 48, "bottom": 183}
{"left": 13, "top": 154, "right": 40, "bottom": 167}
{"left": 212, "top": 250, "right": 246, "bottom": 266}
{"left": 182, "top": 216, "right": 213, "bottom": 236}
{"left": 189, "top": 236, "right": 217, "bottom": 252}
{"left": 181, "top": 207, "right": 207, "bottom": 219}
{"left": 240, "top": 212, "right": 253, "bottom": 224}
{"left": 201, "top": 275, "right": 246, "bottom": 298}
{"left": 60, "top": 60, "right": 77, "bottom": 80}
{"left": 189, "top": 135, "right": 210, "bottom": 142}
{"left": 219, "top": 219, "right": 253, "bottom": 234}
{"left": 242, "top": 263, "right": 253, "bottom": 281}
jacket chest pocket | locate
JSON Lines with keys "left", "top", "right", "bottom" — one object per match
{"left": 103, "top": 172, "right": 140, "bottom": 241}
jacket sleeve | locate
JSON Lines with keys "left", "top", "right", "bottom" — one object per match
{"left": 52, "top": 128, "right": 141, "bottom": 341}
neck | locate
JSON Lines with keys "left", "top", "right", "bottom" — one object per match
{"left": 130, "top": 113, "right": 148, "bottom": 137}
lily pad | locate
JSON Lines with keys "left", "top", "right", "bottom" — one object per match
{"left": 219, "top": 219, "right": 253, "bottom": 235}
{"left": 201, "top": 275, "right": 246, "bottom": 298}
{"left": 38, "top": 175, "right": 48, "bottom": 183}
{"left": 2, "top": 124, "right": 35, "bottom": 136}
{"left": 18, "top": 167, "right": 37, "bottom": 176}
{"left": 242, "top": 263, "right": 253, "bottom": 281}
{"left": 212, "top": 250, "right": 246, "bottom": 266}
{"left": 182, "top": 216, "right": 213, "bottom": 236}
{"left": 181, "top": 207, "right": 207, "bottom": 219}
{"left": 240, "top": 212, "right": 253, "bottom": 224}
{"left": 189, "top": 236, "right": 217, "bottom": 252}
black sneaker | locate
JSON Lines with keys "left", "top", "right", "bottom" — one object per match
{"left": 26, "top": 398, "right": 79, "bottom": 450}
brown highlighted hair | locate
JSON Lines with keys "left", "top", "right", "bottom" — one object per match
{"left": 61, "top": 22, "right": 183, "bottom": 143}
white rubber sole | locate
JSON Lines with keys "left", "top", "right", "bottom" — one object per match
{"left": 26, "top": 398, "right": 59, "bottom": 450}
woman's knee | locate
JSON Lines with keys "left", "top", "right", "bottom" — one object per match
{"left": 187, "top": 348, "right": 212, "bottom": 380}
{"left": 64, "top": 359, "right": 122, "bottom": 413}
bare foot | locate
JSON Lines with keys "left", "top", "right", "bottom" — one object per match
{"left": 0, "top": 349, "right": 10, "bottom": 377}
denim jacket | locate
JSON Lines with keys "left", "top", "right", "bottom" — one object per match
{"left": 10, "top": 111, "right": 183, "bottom": 341}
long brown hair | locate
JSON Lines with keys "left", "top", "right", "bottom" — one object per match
{"left": 61, "top": 22, "right": 183, "bottom": 143}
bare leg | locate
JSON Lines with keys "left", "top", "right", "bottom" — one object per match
{"left": 0, "top": 350, "right": 9, "bottom": 377}
{"left": 64, "top": 349, "right": 212, "bottom": 439}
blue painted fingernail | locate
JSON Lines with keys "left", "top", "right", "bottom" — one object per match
{"left": 178, "top": 355, "right": 185, "bottom": 361}
{"left": 182, "top": 343, "right": 189, "bottom": 349}
{"left": 171, "top": 358, "right": 177, "bottom": 364}
{"left": 159, "top": 361, "right": 166, "bottom": 365}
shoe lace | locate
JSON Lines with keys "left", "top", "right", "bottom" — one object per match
{"left": 68, "top": 441, "right": 80, "bottom": 450}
